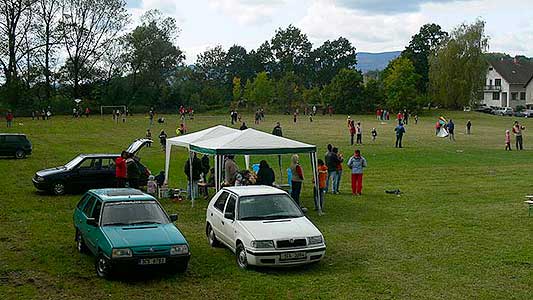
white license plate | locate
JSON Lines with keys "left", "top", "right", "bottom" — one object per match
{"left": 138, "top": 257, "right": 166, "bottom": 265}
{"left": 280, "top": 252, "right": 306, "bottom": 261}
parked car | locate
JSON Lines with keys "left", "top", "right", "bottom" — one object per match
{"left": 74, "top": 188, "right": 190, "bottom": 278}
{"left": 205, "top": 186, "right": 326, "bottom": 269}
{"left": 0, "top": 133, "right": 32, "bottom": 158}
{"left": 474, "top": 105, "right": 493, "bottom": 114}
{"left": 32, "top": 138, "right": 151, "bottom": 195}
{"left": 522, "top": 109, "right": 533, "bottom": 118}
{"left": 493, "top": 107, "right": 514, "bottom": 116}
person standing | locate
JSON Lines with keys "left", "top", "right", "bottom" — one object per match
{"left": 356, "top": 122, "right": 363, "bottom": 144}
{"left": 224, "top": 155, "right": 239, "bottom": 185}
{"left": 126, "top": 153, "right": 141, "bottom": 189}
{"left": 184, "top": 153, "right": 202, "bottom": 199}
{"left": 201, "top": 154, "right": 210, "bottom": 180}
{"left": 347, "top": 149, "right": 367, "bottom": 196}
{"left": 290, "top": 154, "right": 304, "bottom": 206}
{"left": 313, "top": 105, "right": 317, "bottom": 116}
{"left": 159, "top": 130, "right": 168, "bottom": 150}
{"left": 395, "top": 122, "right": 406, "bottom": 148}
{"left": 512, "top": 121, "right": 525, "bottom": 150}
{"left": 333, "top": 148, "right": 343, "bottom": 194}
{"left": 149, "top": 109, "right": 154, "bottom": 126}
{"left": 415, "top": 115, "right": 418, "bottom": 125}
{"left": 315, "top": 159, "right": 328, "bottom": 213}
{"left": 85, "top": 107, "right": 90, "bottom": 118}
{"left": 466, "top": 120, "right": 472, "bottom": 135}
{"left": 447, "top": 119, "right": 455, "bottom": 141}
{"left": 256, "top": 160, "right": 275, "bottom": 186}
{"left": 115, "top": 151, "right": 127, "bottom": 187}
{"left": 325, "top": 146, "right": 340, "bottom": 194}
{"left": 349, "top": 120, "right": 356, "bottom": 145}
{"left": 272, "top": 122, "right": 283, "bottom": 136}
{"left": 5, "top": 111, "right": 14, "bottom": 128}
{"left": 293, "top": 111, "right": 297, "bottom": 123}
{"left": 371, "top": 128, "right": 377, "bottom": 141}
{"left": 505, "top": 130, "right": 512, "bottom": 151}
{"left": 145, "top": 129, "right": 152, "bottom": 147}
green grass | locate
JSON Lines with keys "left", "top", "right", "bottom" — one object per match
{"left": 1, "top": 111, "right": 533, "bottom": 299}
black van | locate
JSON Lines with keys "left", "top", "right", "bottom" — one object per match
{"left": 0, "top": 134, "right": 32, "bottom": 158}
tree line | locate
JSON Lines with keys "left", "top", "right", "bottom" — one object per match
{"left": 0, "top": 0, "right": 490, "bottom": 115}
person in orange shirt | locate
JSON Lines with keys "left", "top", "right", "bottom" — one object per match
{"left": 315, "top": 159, "right": 328, "bottom": 214}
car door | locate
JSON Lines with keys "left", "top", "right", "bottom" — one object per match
{"left": 0, "top": 136, "right": 6, "bottom": 155}
{"left": 77, "top": 195, "right": 97, "bottom": 253}
{"left": 71, "top": 158, "right": 99, "bottom": 190}
{"left": 92, "top": 158, "right": 116, "bottom": 188}
{"left": 85, "top": 199, "right": 105, "bottom": 252}
{"left": 210, "top": 191, "right": 230, "bottom": 244}
{"left": 221, "top": 194, "right": 237, "bottom": 250}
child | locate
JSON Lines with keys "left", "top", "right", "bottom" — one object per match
{"left": 505, "top": 130, "right": 511, "bottom": 151}
{"left": 145, "top": 129, "right": 152, "bottom": 147}
{"left": 316, "top": 159, "right": 328, "bottom": 214}
{"left": 147, "top": 175, "right": 157, "bottom": 196}
{"left": 371, "top": 128, "right": 377, "bottom": 141}
{"left": 176, "top": 123, "right": 186, "bottom": 135}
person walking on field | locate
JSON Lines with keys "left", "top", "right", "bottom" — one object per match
{"left": 505, "top": 130, "right": 512, "bottom": 151}
{"left": 356, "top": 122, "right": 363, "bottom": 144}
{"left": 348, "top": 120, "right": 356, "bottom": 145}
{"left": 447, "top": 119, "right": 455, "bottom": 141}
{"left": 513, "top": 121, "right": 525, "bottom": 150}
{"left": 159, "top": 130, "right": 168, "bottom": 151}
{"left": 115, "top": 151, "right": 128, "bottom": 187}
{"left": 395, "top": 122, "right": 406, "bottom": 148}
{"left": 315, "top": 159, "right": 328, "bottom": 214}
{"left": 466, "top": 120, "right": 472, "bottom": 135}
{"left": 347, "top": 149, "right": 367, "bottom": 196}
{"left": 333, "top": 148, "right": 343, "bottom": 194}
{"left": 290, "top": 154, "right": 304, "bottom": 206}
{"left": 5, "top": 111, "right": 14, "bottom": 128}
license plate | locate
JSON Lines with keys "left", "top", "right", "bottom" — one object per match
{"left": 280, "top": 252, "right": 306, "bottom": 261}
{"left": 138, "top": 257, "right": 166, "bottom": 265}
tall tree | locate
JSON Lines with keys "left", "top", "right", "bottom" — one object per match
{"left": 429, "top": 20, "right": 488, "bottom": 108}
{"left": 275, "top": 71, "right": 302, "bottom": 109}
{"left": 249, "top": 71, "right": 274, "bottom": 106}
{"left": 383, "top": 57, "right": 419, "bottom": 111}
{"left": 196, "top": 45, "right": 227, "bottom": 83}
{"left": 310, "top": 37, "right": 357, "bottom": 87}
{"left": 232, "top": 76, "right": 242, "bottom": 102}
{"left": 226, "top": 45, "right": 253, "bottom": 84}
{"left": 402, "top": 23, "right": 448, "bottom": 94}
{"left": 124, "top": 10, "right": 184, "bottom": 105}
{"left": 270, "top": 25, "right": 312, "bottom": 80}
{"left": 322, "top": 68, "right": 365, "bottom": 113}
{"left": 60, "top": 0, "right": 128, "bottom": 98}
{"left": 34, "top": 0, "right": 61, "bottom": 101}
{"left": 0, "top": 0, "right": 36, "bottom": 105}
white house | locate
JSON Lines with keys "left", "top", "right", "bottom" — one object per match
{"left": 481, "top": 58, "right": 533, "bottom": 109}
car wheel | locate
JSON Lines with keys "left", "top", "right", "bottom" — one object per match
{"left": 52, "top": 182, "right": 66, "bottom": 195}
{"left": 95, "top": 254, "right": 113, "bottom": 279}
{"left": 206, "top": 224, "right": 220, "bottom": 247}
{"left": 236, "top": 243, "right": 249, "bottom": 270}
{"left": 15, "top": 149, "right": 25, "bottom": 159}
{"left": 76, "top": 231, "right": 88, "bottom": 254}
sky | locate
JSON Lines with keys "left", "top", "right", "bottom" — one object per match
{"left": 125, "top": 0, "right": 533, "bottom": 63}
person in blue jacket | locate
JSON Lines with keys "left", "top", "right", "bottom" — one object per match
{"left": 394, "top": 122, "right": 405, "bottom": 148}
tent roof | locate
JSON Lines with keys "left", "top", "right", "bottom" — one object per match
{"left": 166, "top": 125, "right": 239, "bottom": 148}
{"left": 189, "top": 128, "right": 316, "bottom": 155}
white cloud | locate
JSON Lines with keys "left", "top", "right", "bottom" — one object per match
{"left": 207, "top": 0, "right": 285, "bottom": 25}
{"left": 299, "top": 0, "right": 428, "bottom": 52}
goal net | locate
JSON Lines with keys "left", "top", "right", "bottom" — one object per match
{"left": 100, "top": 105, "right": 127, "bottom": 117}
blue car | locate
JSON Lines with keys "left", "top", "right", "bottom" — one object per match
{"left": 73, "top": 188, "right": 190, "bottom": 278}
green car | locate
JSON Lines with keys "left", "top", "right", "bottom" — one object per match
{"left": 73, "top": 188, "right": 191, "bottom": 278}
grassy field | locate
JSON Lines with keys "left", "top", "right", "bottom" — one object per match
{"left": 1, "top": 111, "right": 533, "bottom": 299}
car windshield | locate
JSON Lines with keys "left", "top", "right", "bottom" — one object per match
{"left": 101, "top": 201, "right": 169, "bottom": 226}
{"left": 64, "top": 155, "right": 84, "bottom": 169}
{"left": 238, "top": 194, "right": 303, "bottom": 221}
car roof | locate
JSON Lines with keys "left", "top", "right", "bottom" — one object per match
{"left": 223, "top": 185, "right": 287, "bottom": 197}
{"left": 0, "top": 133, "right": 26, "bottom": 136}
{"left": 88, "top": 188, "right": 156, "bottom": 202}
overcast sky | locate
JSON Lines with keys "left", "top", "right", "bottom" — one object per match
{"left": 126, "top": 0, "right": 533, "bottom": 63}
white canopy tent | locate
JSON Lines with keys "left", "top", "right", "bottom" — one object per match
{"left": 191, "top": 128, "right": 320, "bottom": 211}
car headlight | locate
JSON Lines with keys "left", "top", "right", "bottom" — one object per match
{"left": 170, "top": 244, "right": 189, "bottom": 255}
{"left": 307, "top": 235, "right": 323, "bottom": 245}
{"left": 111, "top": 248, "right": 132, "bottom": 258}
{"left": 35, "top": 176, "right": 44, "bottom": 182}
{"left": 251, "top": 240, "right": 274, "bottom": 248}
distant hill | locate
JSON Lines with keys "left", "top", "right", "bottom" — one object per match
{"left": 356, "top": 51, "right": 401, "bottom": 73}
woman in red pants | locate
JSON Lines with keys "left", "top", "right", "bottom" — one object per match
{"left": 347, "top": 149, "right": 367, "bottom": 195}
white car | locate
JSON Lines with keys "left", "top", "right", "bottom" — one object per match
{"left": 205, "top": 186, "right": 326, "bottom": 269}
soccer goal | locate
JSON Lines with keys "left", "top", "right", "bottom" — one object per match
{"left": 100, "top": 105, "right": 127, "bottom": 118}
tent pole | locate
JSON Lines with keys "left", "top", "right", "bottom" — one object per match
{"left": 214, "top": 155, "right": 219, "bottom": 192}
{"left": 164, "top": 141, "right": 172, "bottom": 184}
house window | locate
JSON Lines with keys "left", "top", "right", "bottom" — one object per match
{"left": 511, "top": 92, "right": 518, "bottom": 101}
{"left": 489, "top": 79, "right": 493, "bottom": 86}
{"left": 492, "top": 92, "right": 500, "bottom": 100}
{"left": 520, "top": 92, "right": 526, "bottom": 100}
{"left": 495, "top": 79, "right": 501, "bottom": 86}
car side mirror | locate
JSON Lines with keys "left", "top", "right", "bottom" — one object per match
{"left": 86, "top": 218, "right": 97, "bottom": 226}
{"left": 301, "top": 207, "right": 308, "bottom": 214}
{"left": 169, "top": 214, "right": 178, "bottom": 222}
{"left": 224, "top": 211, "right": 235, "bottom": 220}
